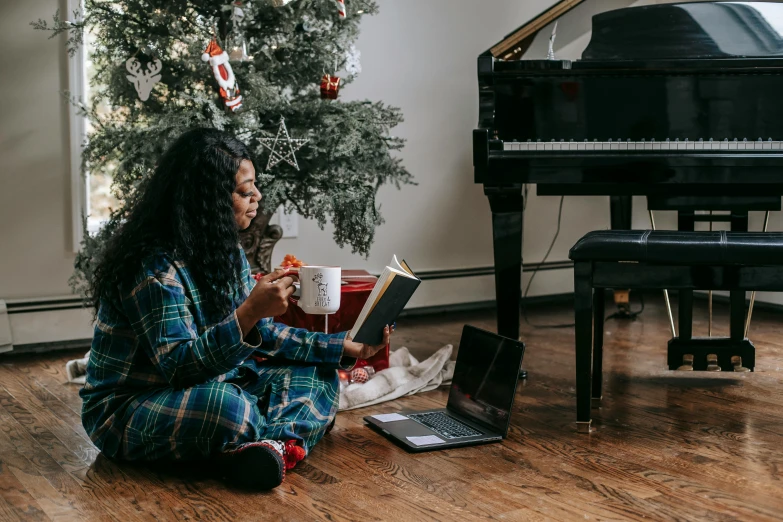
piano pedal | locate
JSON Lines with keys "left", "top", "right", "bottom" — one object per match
{"left": 676, "top": 354, "right": 694, "bottom": 371}
{"left": 706, "top": 354, "right": 721, "bottom": 372}
{"left": 732, "top": 356, "right": 750, "bottom": 372}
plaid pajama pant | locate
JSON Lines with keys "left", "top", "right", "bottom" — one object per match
{"left": 81, "top": 250, "right": 352, "bottom": 461}
{"left": 121, "top": 362, "right": 340, "bottom": 461}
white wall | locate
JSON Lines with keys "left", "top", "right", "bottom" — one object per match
{"left": 0, "top": 0, "right": 75, "bottom": 300}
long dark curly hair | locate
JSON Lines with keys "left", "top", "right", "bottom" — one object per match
{"left": 88, "top": 128, "right": 255, "bottom": 317}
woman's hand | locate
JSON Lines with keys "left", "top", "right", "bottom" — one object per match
{"left": 342, "top": 324, "right": 392, "bottom": 360}
{"left": 246, "top": 268, "right": 297, "bottom": 318}
{"left": 237, "top": 269, "right": 296, "bottom": 339}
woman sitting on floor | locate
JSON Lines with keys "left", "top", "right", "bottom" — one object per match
{"left": 80, "top": 128, "right": 389, "bottom": 491}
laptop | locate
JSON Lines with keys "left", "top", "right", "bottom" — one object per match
{"left": 364, "top": 325, "right": 525, "bottom": 452}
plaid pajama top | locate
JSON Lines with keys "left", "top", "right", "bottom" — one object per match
{"left": 80, "top": 250, "right": 349, "bottom": 457}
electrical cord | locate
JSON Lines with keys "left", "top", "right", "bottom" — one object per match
{"left": 520, "top": 192, "right": 645, "bottom": 329}
{"left": 521, "top": 195, "right": 576, "bottom": 328}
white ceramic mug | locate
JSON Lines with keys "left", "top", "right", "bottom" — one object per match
{"left": 297, "top": 266, "right": 341, "bottom": 314}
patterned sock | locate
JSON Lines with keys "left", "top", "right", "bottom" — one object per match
{"left": 216, "top": 440, "right": 286, "bottom": 490}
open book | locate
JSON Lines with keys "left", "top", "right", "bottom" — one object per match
{"left": 349, "top": 255, "right": 421, "bottom": 345}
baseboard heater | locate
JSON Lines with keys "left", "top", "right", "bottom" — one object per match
{"left": 1, "top": 297, "right": 93, "bottom": 354}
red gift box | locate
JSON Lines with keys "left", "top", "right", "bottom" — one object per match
{"left": 320, "top": 74, "right": 340, "bottom": 100}
{"left": 273, "top": 269, "right": 390, "bottom": 372}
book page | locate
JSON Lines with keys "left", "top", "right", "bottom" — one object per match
{"left": 349, "top": 266, "right": 392, "bottom": 339}
{"left": 390, "top": 255, "right": 417, "bottom": 279}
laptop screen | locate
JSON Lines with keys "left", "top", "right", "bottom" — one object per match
{"left": 446, "top": 325, "right": 525, "bottom": 434}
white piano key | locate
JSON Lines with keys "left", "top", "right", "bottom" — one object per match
{"left": 504, "top": 142, "right": 511, "bottom": 151}
{"left": 773, "top": 141, "right": 782, "bottom": 150}
{"left": 536, "top": 141, "right": 544, "bottom": 151}
{"left": 544, "top": 142, "right": 552, "bottom": 151}
{"left": 686, "top": 141, "right": 695, "bottom": 150}
{"left": 719, "top": 141, "right": 729, "bottom": 150}
{"left": 653, "top": 142, "right": 662, "bottom": 150}
{"left": 763, "top": 140, "right": 772, "bottom": 150}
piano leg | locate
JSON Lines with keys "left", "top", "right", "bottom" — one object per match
{"left": 485, "top": 185, "right": 527, "bottom": 379}
{"left": 609, "top": 196, "right": 633, "bottom": 315}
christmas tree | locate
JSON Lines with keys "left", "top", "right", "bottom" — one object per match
{"left": 34, "top": 0, "right": 413, "bottom": 296}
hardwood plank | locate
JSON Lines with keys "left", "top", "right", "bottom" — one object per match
{"left": 9, "top": 466, "right": 87, "bottom": 522}
{"left": 0, "top": 463, "right": 48, "bottom": 522}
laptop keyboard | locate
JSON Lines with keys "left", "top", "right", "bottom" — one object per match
{"left": 407, "top": 412, "right": 482, "bottom": 439}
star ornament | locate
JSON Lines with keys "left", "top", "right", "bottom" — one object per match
{"left": 259, "top": 117, "right": 310, "bottom": 171}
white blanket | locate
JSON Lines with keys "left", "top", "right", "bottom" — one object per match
{"left": 66, "top": 346, "right": 456, "bottom": 412}
{"left": 65, "top": 351, "right": 90, "bottom": 385}
{"left": 339, "top": 344, "right": 455, "bottom": 411}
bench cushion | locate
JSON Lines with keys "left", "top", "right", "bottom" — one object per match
{"left": 569, "top": 230, "right": 783, "bottom": 265}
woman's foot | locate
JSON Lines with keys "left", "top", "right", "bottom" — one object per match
{"left": 214, "top": 440, "right": 306, "bottom": 490}
{"left": 215, "top": 440, "right": 286, "bottom": 490}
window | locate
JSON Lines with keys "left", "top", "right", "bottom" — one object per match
{"left": 67, "top": 0, "right": 118, "bottom": 250}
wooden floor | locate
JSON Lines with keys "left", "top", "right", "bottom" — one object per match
{"left": 2, "top": 296, "right": 783, "bottom": 521}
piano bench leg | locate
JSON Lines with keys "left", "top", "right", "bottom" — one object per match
{"left": 591, "top": 397, "right": 602, "bottom": 409}
{"left": 576, "top": 420, "right": 592, "bottom": 434}
{"left": 574, "top": 262, "right": 594, "bottom": 435}
{"left": 592, "top": 289, "right": 605, "bottom": 403}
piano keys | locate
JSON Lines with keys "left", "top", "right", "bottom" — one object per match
{"left": 502, "top": 139, "right": 783, "bottom": 152}
{"left": 474, "top": 2, "right": 783, "bottom": 342}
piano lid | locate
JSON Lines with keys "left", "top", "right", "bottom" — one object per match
{"left": 582, "top": 2, "right": 783, "bottom": 61}
{"left": 489, "top": 0, "right": 585, "bottom": 60}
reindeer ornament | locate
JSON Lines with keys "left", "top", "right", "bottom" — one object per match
{"left": 125, "top": 57, "right": 162, "bottom": 101}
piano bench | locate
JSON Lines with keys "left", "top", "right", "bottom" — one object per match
{"left": 567, "top": 230, "right": 783, "bottom": 434}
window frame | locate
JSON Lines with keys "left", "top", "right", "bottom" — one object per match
{"left": 67, "top": 0, "right": 88, "bottom": 253}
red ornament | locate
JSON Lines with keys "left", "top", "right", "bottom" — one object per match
{"left": 350, "top": 366, "right": 375, "bottom": 384}
{"left": 320, "top": 74, "right": 340, "bottom": 100}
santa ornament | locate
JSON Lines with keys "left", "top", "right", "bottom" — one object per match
{"left": 335, "top": 0, "right": 346, "bottom": 19}
{"left": 201, "top": 38, "right": 243, "bottom": 112}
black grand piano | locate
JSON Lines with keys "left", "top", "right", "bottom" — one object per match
{"left": 474, "top": 1, "right": 783, "bottom": 344}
